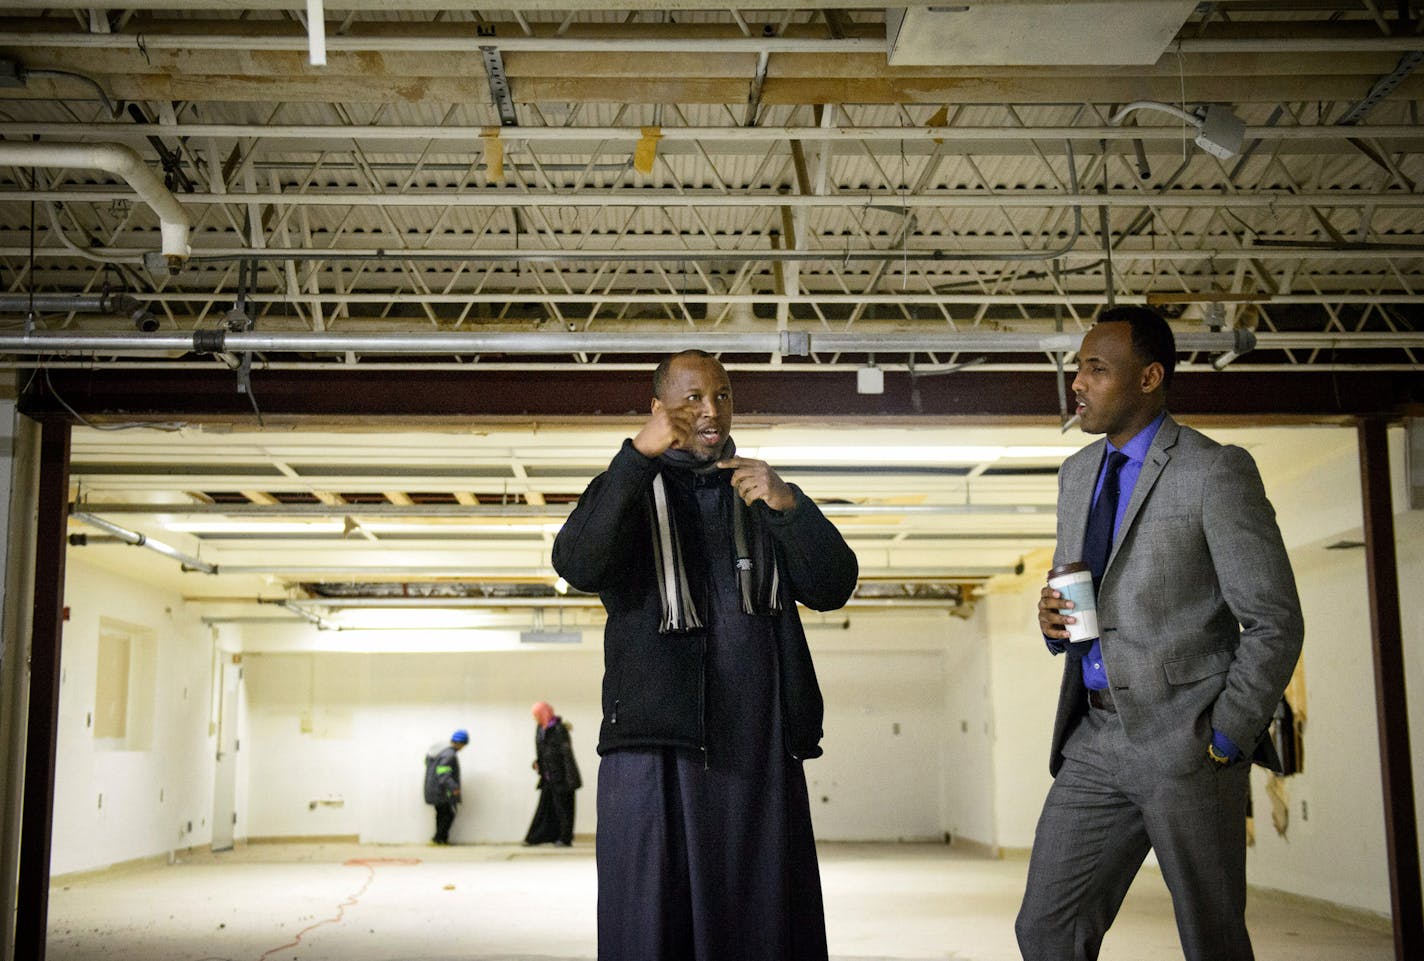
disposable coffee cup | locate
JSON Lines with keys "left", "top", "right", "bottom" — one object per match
{"left": 1047, "top": 561, "right": 1099, "bottom": 643}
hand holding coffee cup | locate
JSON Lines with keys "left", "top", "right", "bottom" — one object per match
{"left": 1043, "top": 561, "right": 1100, "bottom": 643}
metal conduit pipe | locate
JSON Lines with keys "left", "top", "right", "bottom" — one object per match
{"left": 201, "top": 564, "right": 996, "bottom": 578}
{"left": 261, "top": 598, "right": 340, "bottom": 631}
{"left": 0, "top": 328, "right": 1258, "bottom": 358}
{"left": 0, "top": 142, "right": 190, "bottom": 264}
{"left": 4, "top": 122, "right": 1419, "bottom": 144}
{"left": 264, "top": 595, "right": 1002, "bottom": 609}
{"left": 18, "top": 358, "right": 1419, "bottom": 374}
{"left": 7, "top": 245, "right": 1424, "bottom": 264}
{"left": 70, "top": 512, "right": 217, "bottom": 574}
{"left": 0, "top": 291, "right": 143, "bottom": 314}
{"left": 0, "top": 30, "right": 1418, "bottom": 55}
{"left": 73, "top": 501, "right": 1059, "bottom": 518}
{"left": 275, "top": 595, "right": 992, "bottom": 610}
{"left": 12, "top": 188, "right": 1424, "bottom": 209}
{"left": 13, "top": 121, "right": 1424, "bottom": 143}
{"left": 111, "top": 292, "right": 1424, "bottom": 307}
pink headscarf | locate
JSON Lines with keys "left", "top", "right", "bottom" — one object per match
{"left": 531, "top": 701, "right": 555, "bottom": 727}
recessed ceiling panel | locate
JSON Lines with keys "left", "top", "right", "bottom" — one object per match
{"left": 887, "top": 2, "right": 1197, "bottom": 65}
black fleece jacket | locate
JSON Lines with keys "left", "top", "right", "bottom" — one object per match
{"left": 552, "top": 439, "right": 858, "bottom": 761}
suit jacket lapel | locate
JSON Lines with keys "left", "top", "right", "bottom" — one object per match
{"left": 1065, "top": 439, "right": 1105, "bottom": 561}
{"left": 1106, "top": 414, "right": 1179, "bottom": 573}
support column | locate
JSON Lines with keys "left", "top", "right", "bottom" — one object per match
{"left": 1357, "top": 417, "right": 1424, "bottom": 961}
{"left": 13, "top": 419, "right": 70, "bottom": 961}
{"left": 0, "top": 406, "right": 40, "bottom": 961}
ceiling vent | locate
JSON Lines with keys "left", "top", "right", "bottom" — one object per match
{"left": 886, "top": 2, "right": 1197, "bottom": 66}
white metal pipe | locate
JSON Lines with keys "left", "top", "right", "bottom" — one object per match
{"left": 10, "top": 0, "right": 893, "bottom": 10}
{"left": 4, "top": 122, "right": 1419, "bottom": 143}
{"left": 8, "top": 327, "right": 1421, "bottom": 356}
{"left": 5, "top": 245, "right": 1423, "bottom": 264}
{"left": 0, "top": 31, "right": 885, "bottom": 54}
{"left": 11, "top": 188, "right": 1423, "bottom": 210}
{"left": 1, "top": 29, "right": 1418, "bottom": 55}
{"left": 0, "top": 292, "right": 141, "bottom": 313}
{"left": 75, "top": 501, "right": 1059, "bottom": 518}
{"left": 0, "top": 327, "right": 1291, "bottom": 357}
{"left": 275, "top": 594, "right": 997, "bottom": 610}
{"left": 14, "top": 358, "right": 1420, "bottom": 374}
{"left": 71, "top": 512, "right": 217, "bottom": 573}
{"left": 208, "top": 564, "right": 1008, "bottom": 578}
{"left": 1110, "top": 101, "right": 1201, "bottom": 128}
{"left": 0, "top": 142, "right": 190, "bottom": 263}
{"left": 104, "top": 292, "right": 1424, "bottom": 306}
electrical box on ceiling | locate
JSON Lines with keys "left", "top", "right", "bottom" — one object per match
{"left": 886, "top": 2, "right": 1198, "bottom": 66}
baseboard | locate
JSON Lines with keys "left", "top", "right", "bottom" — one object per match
{"left": 245, "top": 834, "right": 360, "bottom": 845}
{"left": 51, "top": 849, "right": 186, "bottom": 884}
{"left": 947, "top": 835, "right": 1004, "bottom": 859}
{"left": 1248, "top": 884, "right": 1392, "bottom": 933}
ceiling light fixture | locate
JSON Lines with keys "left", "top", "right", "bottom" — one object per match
{"left": 750, "top": 445, "right": 1006, "bottom": 464}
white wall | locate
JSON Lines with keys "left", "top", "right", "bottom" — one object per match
{"left": 51, "top": 559, "right": 218, "bottom": 876}
{"left": 235, "top": 611, "right": 972, "bottom": 845}
{"left": 1243, "top": 430, "right": 1424, "bottom": 914}
{"left": 810, "top": 623, "right": 958, "bottom": 842}
{"left": 985, "top": 580, "right": 1062, "bottom": 852}
{"left": 939, "top": 602, "right": 998, "bottom": 848}
{"left": 241, "top": 647, "right": 604, "bottom": 843}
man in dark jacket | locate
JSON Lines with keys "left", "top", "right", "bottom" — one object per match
{"left": 423, "top": 728, "right": 467, "bottom": 844}
{"left": 553, "top": 349, "right": 858, "bottom": 961}
{"left": 523, "top": 700, "right": 582, "bottom": 846}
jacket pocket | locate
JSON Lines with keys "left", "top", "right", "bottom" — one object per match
{"left": 1163, "top": 648, "right": 1233, "bottom": 686}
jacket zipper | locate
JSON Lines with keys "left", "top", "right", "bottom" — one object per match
{"left": 698, "top": 633, "right": 709, "bottom": 770}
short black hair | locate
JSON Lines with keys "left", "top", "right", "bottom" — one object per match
{"left": 1096, "top": 305, "right": 1176, "bottom": 389}
{"left": 652, "top": 349, "right": 720, "bottom": 399}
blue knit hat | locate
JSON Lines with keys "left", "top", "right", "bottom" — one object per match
{"left": 450, "top": 728, "right": 469, "bottom": 744}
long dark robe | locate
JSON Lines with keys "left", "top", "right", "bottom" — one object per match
{"left": 595, "top": 476, "right": 827, "bottom": 961}
{"left": 525, "top": 720, "right": 580, "bottom": 845}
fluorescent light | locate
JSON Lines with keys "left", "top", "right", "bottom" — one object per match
{"left": 1002, "top": 446, "right": 1084, "bottom": 458}
{"left": 163, "top": 520, "right": 343, "bottom": 534}
{"left": 329, "top": 609, "right": 521, "bottom": 630}
{"left": 749, "top": 446, "right": 1006, "bottom": 464}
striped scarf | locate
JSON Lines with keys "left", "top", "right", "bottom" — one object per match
{"left": 648, "top": 438, "right": 783, "bottom": 633}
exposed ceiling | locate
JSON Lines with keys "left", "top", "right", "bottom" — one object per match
{"left": 0, "top": 1, "right": 1418, "bottom": 623}
{"left": 63, "top": 419, "right": 1356, "bottom": 631}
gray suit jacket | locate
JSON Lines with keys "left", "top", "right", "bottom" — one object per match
{"left": 1047, "top": 414, "right": 1304, "bottom": 776}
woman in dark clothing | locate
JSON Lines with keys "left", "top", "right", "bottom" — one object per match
{"left": 523, "top": 701, "right": 582, "bottom": 846}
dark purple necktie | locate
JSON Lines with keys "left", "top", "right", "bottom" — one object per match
{"left": 1082, "top": 450, "right": 1129, "bottom": 588}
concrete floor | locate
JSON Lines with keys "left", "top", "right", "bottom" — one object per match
{"left": 46, "top": 841, "right": 1393, "bottom": 961}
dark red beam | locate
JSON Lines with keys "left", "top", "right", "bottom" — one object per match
{"left": 19, "top": 367, "right": 1424, "bottom": 421}
{"left": 1358, "top": 417, "right": 1424, "bottom": 961}
{"left": 15, "top": 420, "right": 70, "bottom": 961}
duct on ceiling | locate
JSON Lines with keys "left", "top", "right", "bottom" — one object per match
{"left": 0, "top": 141, "right": 190, "bottom": 264}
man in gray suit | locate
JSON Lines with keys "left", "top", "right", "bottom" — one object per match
{"left": 1016, "top": 306, "right": 1304, "bottom": 961}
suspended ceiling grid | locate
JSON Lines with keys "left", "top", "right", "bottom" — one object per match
{"left": 0, "top": 2, "right": 1418, "bottom": 618}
